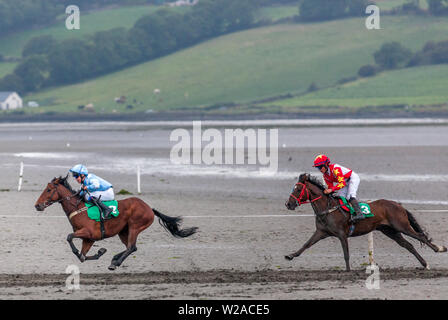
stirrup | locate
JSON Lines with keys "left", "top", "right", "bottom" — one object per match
{"left": 351, "top": 212, "right": 365, "bottom": 222}
{"left": 100, "top": 205, "right": 113, "bottom": 220}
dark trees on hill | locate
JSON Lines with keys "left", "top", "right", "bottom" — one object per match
{"left": 374, "top": 42, "right": 413, "bottom": 69}
{"left": 0, "top": 0, "right": 259, "bottom": 94}
{"left": 299, "top": 0, "right": 370, "bottom": 22}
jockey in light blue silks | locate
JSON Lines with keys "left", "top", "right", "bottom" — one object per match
{"left": 69, "top": 164, "right": 115, "bottom": 219}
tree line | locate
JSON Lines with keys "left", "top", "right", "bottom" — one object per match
{"left": 0, "top": 0, "right": 258, "bottom": 94}
{"left": 297, "top": 0, "right": 448, "bottom": 21}
{"left": 0, "top": 0, "right": 167, "bottom": 36}
{"left": 358, "top": 39, "right": 448, "bottom": 78}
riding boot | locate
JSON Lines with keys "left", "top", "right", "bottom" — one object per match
{"left": 349, "top": 197, "right": 365, "bottom": 223}
{"left": 91, "top": 196, "right": 113, "bottom": 220}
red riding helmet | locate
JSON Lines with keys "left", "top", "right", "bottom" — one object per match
{"left": 313, "top": 154, "right": 330, "bottom": 167}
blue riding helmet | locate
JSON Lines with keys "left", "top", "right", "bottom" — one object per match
{"left": 70, "top": 164, "right": 88, "bottom": 176}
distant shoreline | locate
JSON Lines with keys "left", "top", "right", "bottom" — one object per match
{"left": 2, "top": 110, "right": 448, "bottom": 123}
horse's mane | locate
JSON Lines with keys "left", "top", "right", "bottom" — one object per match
{"left": 299, "top": 173, "right": 326, "bottom": 192}
{"left": 52, "top": 176, "right": 77, "bottom": 195}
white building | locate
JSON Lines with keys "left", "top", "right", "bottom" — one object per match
{"left": 0, "top": 92, "right": 23, "bottom": 110}
{"left": 167, "top": 0, "right": 198, "bottom": 7}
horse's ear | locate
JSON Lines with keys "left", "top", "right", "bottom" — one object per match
{"left": 306, "top": 173, "right": 311, "bottom": 181}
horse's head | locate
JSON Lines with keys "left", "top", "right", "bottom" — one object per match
{"left": 34, "top": 176, "right": 71, "bottom": 211}
{"left": 285, "top": 173, "right": 310, "bottom": 210}
{"left": 285, "top": 173, "right": 326, "bottom": 211}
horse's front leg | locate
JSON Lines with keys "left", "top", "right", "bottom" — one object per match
{"left": 338, "top": 235, "right": 350, "bottom": 271}
{"left": 67, "top": 229, "right": 105, "bottom": 262}
{"left": 285, "top": 230, "right": 328, "bottom": 261}
{"left": 81, "top": 239, "right": 107, "bottom": 261}
{"left": 67, "top": 233, "right": 84, "bottom": 262}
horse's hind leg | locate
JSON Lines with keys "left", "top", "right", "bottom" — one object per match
{"left": 109, "top": 227, "right": 139, "bottom": 271}
{"left": 395, "top": 223, "right": 446, "bottom": 253}
{"left": 110, "top": 227, "right": 129, "bottom": 266}
{"left": 379, "top": 226, "right": 428, "bottom": 269}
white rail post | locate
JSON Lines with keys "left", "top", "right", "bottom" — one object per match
{"left": 18, "top": 161, "right": 24, "bottom": 192}
{"left": 368, "top": 232, "right": 375, "bottom": 266}
{"left": 137, "top": 165, "right": 141, "bottom": 194}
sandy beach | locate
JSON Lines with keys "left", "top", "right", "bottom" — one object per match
{"left": 0, "top": 120, "right": 447, "bottom": 299}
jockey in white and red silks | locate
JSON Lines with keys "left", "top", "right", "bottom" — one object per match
{"left": 313, "top": 154, "right": 364, "bottom": 223}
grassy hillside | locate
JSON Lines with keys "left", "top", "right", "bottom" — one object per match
{"left": 258, "top": 65, "right": 448, "bottom": 109}
{"left": 0, "top": 62, "right": 17, "bottom": 78}
{"left": 254, "top": 5, "right": 298, "bottom": 22}
{"left": 23, "top": 15, "right": 448, "bottom": 114}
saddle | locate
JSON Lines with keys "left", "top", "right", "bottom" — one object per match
{"left": 85, "top": 200, "right": 119, "bottom": 222}
{"left": 337, "top": 197, "right": 374, "bottom": 218}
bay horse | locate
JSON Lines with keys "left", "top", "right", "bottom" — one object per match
{"left": 34, "top": 176, "right": 198, "bottom": 270}
{"left": 284, "top": 173, "right": 446, "bottom": 271}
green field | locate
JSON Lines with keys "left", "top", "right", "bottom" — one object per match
{"left": 254, "top": 5, "right": 299, "bottom": 22}
{"left": 0, "top": 5, "right": 175, "bottom": 58}
{"left": 0, "top": 62, "right": 17, "bottom": 78}
{"left": 21, "top": 15, "right": 448, "bottom": 114}
{"left": 259, "top": 65, "right": 448, "bottom": 109}
{"left": 0, "top": 4, "right": 294, "bottom": 81}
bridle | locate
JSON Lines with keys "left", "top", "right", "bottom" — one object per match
{"left": 289, "top": 181, "right": 345, "bottom": 218}
{"left": 289, "top": 182, "right": 322, "bottom": 206}
{"left": 40, "top": 182, "right": 80, "bottom": 210}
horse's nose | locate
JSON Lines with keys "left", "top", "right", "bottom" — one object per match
{"left": 35, "top": 203, "right": 43, "bottom": 211}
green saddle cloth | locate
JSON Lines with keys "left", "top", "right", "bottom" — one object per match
{"left": 338, "top": 197, "right": 374, "bottom": 218}
{"left": 85, "top": 200, "right": 119, "bottom": 221}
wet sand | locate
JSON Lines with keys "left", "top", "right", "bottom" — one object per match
{"left": 0, "top": 121, "right": 447, "bottom": 299}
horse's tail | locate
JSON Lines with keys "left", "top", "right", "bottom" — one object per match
{"left": 153, "top": 208, "right": 198, "bottom": 238}
{"left": 406, "top": 209, "right": 432, "bottom": 242}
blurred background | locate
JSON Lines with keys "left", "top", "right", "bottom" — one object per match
{"left": 0, "top": 0, "right": 447, "bottom": 119}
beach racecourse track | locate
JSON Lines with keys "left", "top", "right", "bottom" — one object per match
{"left": 0, "top": 120, "right": 448, "bottom": 299}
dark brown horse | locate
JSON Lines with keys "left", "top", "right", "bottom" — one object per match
{"left": 285, "top": 173, "right": 446, "bottom": 271}
{"left": 34, "top": 176, "right": 198, "bottom": 270}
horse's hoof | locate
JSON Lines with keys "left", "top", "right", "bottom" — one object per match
{"left": 285, "top": 255, "right": 293, "bottom": 261}
{"left": 439, "top": 246, "right": 447, "bottom": 253}
{"left": 98, "top": 248, "right": 107, "bottom": 256}
{"left": 426, "top": 264, "right": 431, "bottom": 270}
{"left": 108, "top": 264, "right": 117, "bottom": 271}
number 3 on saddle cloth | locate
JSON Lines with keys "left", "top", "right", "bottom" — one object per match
{"left": 338, "top": 197, "right": 374, "bottom": 218}
{"left": 85, "top": 200, "right": 120, "bottom": 221}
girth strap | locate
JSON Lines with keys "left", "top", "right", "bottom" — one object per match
{"left": 318, "top": 205, "right": 344, "bottom": 217}
{"left": 69, "top": 207, "right": 88, "bottom": 220}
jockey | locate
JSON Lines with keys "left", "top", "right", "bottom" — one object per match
{"left": 312, "top": 154, "right": 364, "bottom": 222}
{"left": 69, "top": 164, "right": 114, "bottom": 219}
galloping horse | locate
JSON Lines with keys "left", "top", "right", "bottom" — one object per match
{"left": 285, "top": 173, "right": 446, "bottom": 271}
{"left": 35, "top": 176, "right": 198, "bottom": 270}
